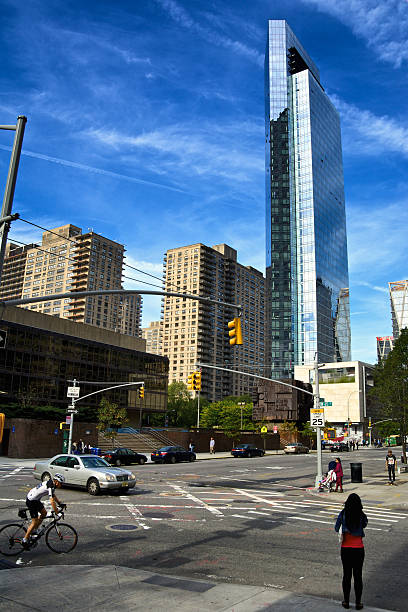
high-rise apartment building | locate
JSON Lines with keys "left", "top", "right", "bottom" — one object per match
{"left": 265, "top": 20, "right": 351, "bottom": 379}
{"left": 162, "top": 243, "right": 264, "bottom": 401}
{"left": 0, "top": 224, "right": 142, "bottom": 336}
{"left": 389, "top": 280, "right": 408, "bottom": 338}
{"left": 142, "top": 321, "right": 162, "bottom": 355}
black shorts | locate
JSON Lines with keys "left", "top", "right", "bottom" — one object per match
{"left": 26, "top": 499, "right": 45, "bottom": 518}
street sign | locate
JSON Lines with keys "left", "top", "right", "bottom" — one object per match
{"left": 0, "top": 330, "right": 7, "bottom": 349}
{"left": 67, "top": 409, "right": 78, "bottom": 414}
{"left": 261, "top": 426, "right": 268, "bottom": 434}
{"left": 320, "top": 402, "right": 332, "bottom": 406}
{"left": 319, "top": 397, "right": 325, "bottom": 403}
{"left": 310, "top": 408, "right": 325, "bottom": 428}
{"left": 273, "top": 425, "right": 278, "bottom": 433}
{"left": 67, "top": 386, "right": 80, "bottom": 398}
{"left": 66, "top": 415, "right": 72, "bottom": 424}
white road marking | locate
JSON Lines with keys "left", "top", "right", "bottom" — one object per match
{"left": 248, "top": 510, "right": 271, "bottom": 516}
{"left": 0, "top": 467, "right": 23, "bottom": 479}
{"left": 120, "top": 496, "right": 151, "bottom": 530}
{"left": 169, "top": 483, "right": 224, "bottom": 516}
{"left": 231, "top": 514, "right": 257, "bottom": 520}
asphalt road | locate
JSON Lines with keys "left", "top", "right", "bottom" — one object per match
{"left": 1, "top": 449, "right": 407, "bottom": 611}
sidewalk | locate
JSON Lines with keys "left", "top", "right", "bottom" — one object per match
{"left": 0, "top": 564, "right": 394, "bottom": 611}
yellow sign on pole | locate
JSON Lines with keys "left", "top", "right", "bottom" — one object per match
{"left": 261, "top": 426, "right": 268, "bottom": 434}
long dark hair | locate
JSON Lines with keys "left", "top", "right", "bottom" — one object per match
{"left": 344, "top": 493, "right": 364, "bottom": 531}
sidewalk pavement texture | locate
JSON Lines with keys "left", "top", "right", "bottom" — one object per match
{"left": 0, "top": 564, "right": 394, "bottom": 612}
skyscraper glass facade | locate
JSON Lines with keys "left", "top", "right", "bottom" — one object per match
{"left": 389, "top": 280, "right": 408, "bottom": 338}
{"left": 265, "top": 20, "right": 351, "bottom": 378}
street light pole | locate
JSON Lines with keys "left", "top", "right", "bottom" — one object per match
{"left": 238, "top": 402, "right": 245, "bottom": 430}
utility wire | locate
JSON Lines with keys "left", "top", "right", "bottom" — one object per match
{"left": 16, "top": 217, "right": 181, "bottom": 292}
{"left": 7, "top": 238, "right": 167, "bottom": 291}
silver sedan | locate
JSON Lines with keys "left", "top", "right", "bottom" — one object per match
{"left": 33, "top": 454, "right": 136, "bottom": 495}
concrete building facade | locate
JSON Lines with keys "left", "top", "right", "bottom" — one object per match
{"left": 0, "top": 224, "right": 142, "bottom": 337}
{"left": 294, "top": 361, "right": 375, "bottom": 442}
{"left": 162, "top": 243, "right": 265, "bottom": 401}
{"left": 142, "top": 320, "right": 162, "bottom": 355}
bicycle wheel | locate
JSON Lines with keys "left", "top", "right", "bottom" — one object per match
{"left": 45, "top": 522, "right": 78, "bottom": 553}
{"left": 0, "top": 523, "right": 26, "bottom": 556}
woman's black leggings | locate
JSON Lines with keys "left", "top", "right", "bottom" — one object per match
{"left": 341, "top": 547, "right": 365, "bottom": 603}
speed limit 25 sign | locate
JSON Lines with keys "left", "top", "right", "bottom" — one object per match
{"left": 310, "top": 408, "right": 325, "bottom": 428}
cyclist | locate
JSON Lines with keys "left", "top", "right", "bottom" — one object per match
{"left": 22, "top": 473, "right": 66, "bottom": 547}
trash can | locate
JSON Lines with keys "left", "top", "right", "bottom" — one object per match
{"left": 350, "top": 462, "right": 363, "bottom": 483}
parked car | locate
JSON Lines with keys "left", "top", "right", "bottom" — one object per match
{"left": 151, "top": 446, "right": 196, "bottom": 464}
{"left": 231, "top": 444, "right": 265, "bottom": 458}
{"left": 330, "top": 442, "right": 349, "bottom": 453}
{"left": 284, "top": 443, "right": 309, "bottom": 454}
{"left": 33, "top": 454, "right": 136, "bottom": 495}
{"left": 101, "top": 447, "right": 147, "bottom": 466}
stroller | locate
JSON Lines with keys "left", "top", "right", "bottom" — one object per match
{"left": 318, "top": 469, "right": 336, "bottom": 492}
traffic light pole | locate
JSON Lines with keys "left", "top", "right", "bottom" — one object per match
{"left": 196, "top": 388, "right": 200, "bottom": 428}
{"left": 196, "top": 362, "right": 326, "bottom": 487}
{"left": 0, "top": 116, "right": 27, "bottom": 285}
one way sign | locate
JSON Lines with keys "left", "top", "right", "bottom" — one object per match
{"left": 0, "top": 330, "right": 7, "bottom": 349}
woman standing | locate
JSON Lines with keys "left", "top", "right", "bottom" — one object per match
{"left": 335, "top": 493, "right": 368, "bottom": 610}
{"left": 334, "top": 457, "right": 344, "bottom": 492}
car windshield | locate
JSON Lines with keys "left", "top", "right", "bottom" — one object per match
{"left": 158, "top": 447, "right": 173, "bottom": 452}
{"left": 235, "top": 445, "right": 249, "bottom": 449}
{"left": 81, "top": 457, "right": 110, "bottom": 468}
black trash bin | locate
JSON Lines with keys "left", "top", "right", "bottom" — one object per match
{"left": 350, "top": 462, "right": 363, "bottom": 483}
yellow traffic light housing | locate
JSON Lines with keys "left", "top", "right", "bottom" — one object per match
{"left": 139, "top": 386, "right": 145, "bottom": 399}
{"left": 59, "top": 422, "right": 70, "bottom": 431}
{"left": 228, "top": 317, "right": 243, "bottom": 345}
{"left": 188, "top": 371, "right": 201, "bottom": 391}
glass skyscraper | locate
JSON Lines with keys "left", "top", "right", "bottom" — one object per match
{"left": 265, "top": 20, "right": 351, "bottom": 379}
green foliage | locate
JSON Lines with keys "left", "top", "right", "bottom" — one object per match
{"left": 371, "top": 328, "right": 408, "bottom": 459}
{"left": 97, "top": 398, "right": 128, "bottom": 445}
{"left": 200, "top": 397, "right": 255, "bottom": 436}
{"left": 279, "top": 420, "right": 299, "bottom": 433}
{"left": 299, "top": 421, "right": 317, "bottom": 439}
{"left": 164, "top": 381, "right": 206, "bottom": 428}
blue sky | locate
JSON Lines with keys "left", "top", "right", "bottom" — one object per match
{"left": 1, "top": 0, "right": 407, "bottom": 364}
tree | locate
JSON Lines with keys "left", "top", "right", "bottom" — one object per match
{"left": 371, "top": 328, "right": 408, "bottom": 462}
{"left": 97, "top": 398, "right": 128, "bottom": 446}
{"left": 200, "top": 397, "right": 255, "bottom": 446}
{"left": 166, "top": 381, "right": 198, "bottom": 427}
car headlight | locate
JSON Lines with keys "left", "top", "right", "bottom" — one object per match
{"left": 105, "top": 474, "right": 116, "bottom": 482}
{"left": 129, "top": 473, "right": 136, "bottom": 480}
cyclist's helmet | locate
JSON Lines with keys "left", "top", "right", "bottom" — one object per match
{"left": 53, "top": 473, "right": 65, "bottom": 483}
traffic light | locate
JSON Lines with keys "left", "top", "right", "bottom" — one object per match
{"left": 139, "top": 386, "right": 145, "bottom": 399}
{"left": 188, "top": 371, "right": 201, "bottom": 391}
{"left": 0, "top": 413, "right": 4, "bottom": 443}
{"left": 368, "top": 418, "right": 372, "bottom": 427}
{"left": 228, "top": 317, "right": 243, "bottom": 345}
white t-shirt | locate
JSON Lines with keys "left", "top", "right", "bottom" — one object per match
{"left": 27, "top": 479, "right": 55, "bottom": 501}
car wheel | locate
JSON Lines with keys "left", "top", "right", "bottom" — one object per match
{"left": 138, "top": 457, "right": 146, "bottom": 465}
{"left": 87, "top": 478, "right": 100, "bottom": 496}
{"left": 188, "top": 455, "right": 195, "bottom": 462}
{"left": 115, "top": 459, "right": 121, "bottom": 467}
{"left": 169, "top": 456, "right": 176, "bottom": 464}
{"left": 41, "top": 472, "right": 51, "bottom": 482}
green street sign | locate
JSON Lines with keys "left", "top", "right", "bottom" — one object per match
{"left": 321, "top": 402, "right": 332, "bottom": 406}
{"left": 319, "top": 398, "right": 325, "bottom": 403}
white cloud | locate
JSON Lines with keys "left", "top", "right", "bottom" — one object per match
{"left": 348, "top": 201, "right": 408, "bottom": 277}
{"left": 330, "top": 96, "right": 408, "bottom": 157}
{"left": 302, "top": 0, "right": 408, "bottom": 67}
{"left": 155, "top": 0, "right": 263, "bottom": 66}
{"left": 86, "top": 119, "right": 264, "bottom": 184}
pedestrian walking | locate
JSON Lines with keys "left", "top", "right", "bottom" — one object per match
{"left": 385, "top": 449, "right": 397, "bottom": 484}
{"left": 189, "top": 439, "right": 195, "bottom": 453}
{"left": 334, "top": 457, "right": 344, "bottom": 492}
{"left": 209, "top": 437, "right": 215, "bottom": 454}
{"left": 335, "top": 493, "right": 368, "bottom": 610}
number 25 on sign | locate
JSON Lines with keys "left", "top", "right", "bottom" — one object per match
{"left": 310, "top": 408, "right": 325, "bottom": 428}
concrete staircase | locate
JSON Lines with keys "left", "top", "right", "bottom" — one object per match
{"left": 97, "top": 429, "right": 177, "bottom": 454}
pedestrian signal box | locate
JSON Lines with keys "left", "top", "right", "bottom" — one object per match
{"left": 59, "top": 422, "right": 70, "bottom": 431}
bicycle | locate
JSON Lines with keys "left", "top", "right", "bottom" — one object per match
{"left": 0, "top": 508, "right": 78, "bottom": 555}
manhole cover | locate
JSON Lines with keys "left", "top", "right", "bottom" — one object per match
{"left": 106, "top": 524, "right": 138, "bottom": 532}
